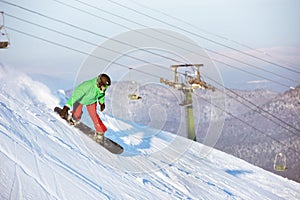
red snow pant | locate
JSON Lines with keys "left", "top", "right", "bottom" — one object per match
{"left": 72, "top": 102, "right": 107, "bottom": 133}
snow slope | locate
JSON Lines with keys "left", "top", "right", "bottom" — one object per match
{"left": 0, "top": 67, "right": 299, "bottom": 200}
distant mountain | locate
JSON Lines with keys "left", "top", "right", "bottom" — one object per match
{"left": 214, "top": 86, "right": 300, "bottom": 183}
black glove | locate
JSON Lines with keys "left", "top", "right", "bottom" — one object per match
{"left": 100, "top": 103, "right": 105, "bottom": 112}
{"left": 60, "top": 105, "right": 70, "bottom": 119}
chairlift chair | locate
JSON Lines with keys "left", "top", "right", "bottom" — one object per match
{"left": 0, "top": 41, "right": 9, "bottom": 49}
{"left": 128, "top": 94, "right": 142, "bottom": 100}
{"left": 273, "top": 152, "right": 287, "bottom": 171}
{"left": 127, "top": 80, "right": 142, "bottom": 101}
{"left": 0, "top": 11, "right": 10, "bottom": 49}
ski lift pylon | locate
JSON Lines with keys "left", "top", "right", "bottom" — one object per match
{"left": 273, "top": 152, "right": 287, "bottom": 171}
{"left": 0, "top": 11, "right": 10, "bottom": 49}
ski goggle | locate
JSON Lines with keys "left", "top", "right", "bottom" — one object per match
{"left": 97, "top": 82, "right": 109, "bottom": 89}
{"left": 97, "top": 81, "right": 110, "bottom": 89}
{"left": 103, "top": 84, "right": 109, "bottom": 89}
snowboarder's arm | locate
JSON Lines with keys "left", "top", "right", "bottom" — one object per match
{"left": 98, "top": 92, "right": 106, "bottom": 111}
{"left": 98, "top": 95, "right": 105, "bottom": 105}
{"left": 66, "top": 86, "right": 86, "bottom": 107}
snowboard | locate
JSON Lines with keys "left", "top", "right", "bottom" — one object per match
{"left": 54, "top": 107, "right": 123, "bottom": 154}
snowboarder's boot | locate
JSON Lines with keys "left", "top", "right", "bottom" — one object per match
{"left": 69, "top": 117, "right": 80, "bottom": 126}
{"left": 94, "top": 132, "right": 104, "bottom": 144}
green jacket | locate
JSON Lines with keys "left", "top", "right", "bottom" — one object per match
{"left": 66, "top": 77, "right": 106, "bottom": 107}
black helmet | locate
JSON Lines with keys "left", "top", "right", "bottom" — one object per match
{"left": 97, "top": 73, "right": 111, "bottom": 88}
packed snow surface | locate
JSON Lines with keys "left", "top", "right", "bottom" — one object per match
{"left": 0, "top": 67, "right": 299, "bottom": 199}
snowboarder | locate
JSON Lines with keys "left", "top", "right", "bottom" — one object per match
{"left": 59, "top": 74, "right": 111, "bottom": 140}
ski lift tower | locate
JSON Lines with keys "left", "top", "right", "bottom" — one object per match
{"left": 160, "top": 64, "right": 215, "bottom": 141}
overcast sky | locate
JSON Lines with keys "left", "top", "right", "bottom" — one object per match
{"left": 0, "top": 0, "right": 299, "bottom": 91}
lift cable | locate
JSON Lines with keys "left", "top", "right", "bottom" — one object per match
{"left": 54, "top": 0, "right": 300, "bottom": 85}
{"left": 6, "top": 26, "right": 162, "bottom": 80}
{"left": 5, "top": 11, "right": 295, "bottom": 91}
{"left": 0, "top": 0, "right": 181, "bottom": 63}
{"left": 105, "top": 0, "right": 300, "bottom": 74}
{"left": 4, "top": 13, "right": 177, "bottom": 75}
{"left": 2, "top": 0, "right": 298, "bottom": 87}
{"left": 127, "top": 0, "right": 300, "bottom": 69}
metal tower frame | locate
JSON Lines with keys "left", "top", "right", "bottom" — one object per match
{"left": 160, "top": 64, "right": 215, "bottom": 141}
